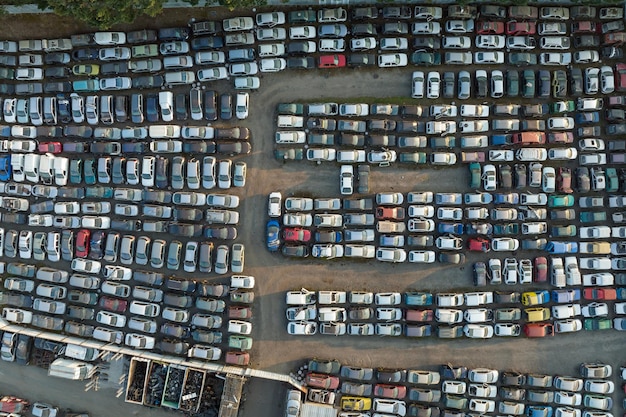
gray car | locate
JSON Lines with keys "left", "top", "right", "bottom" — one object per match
{"left": 167, "top": 240, "right": 182, "bottom": 270}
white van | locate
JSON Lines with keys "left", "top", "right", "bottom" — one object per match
{"left": 92, "top": 327, "right": 123, "bottom": 344}
{"left": 64, "top": 343, "right": 99, "bottom": 361}
{"left": 149, "top": 125, "right": 181, "bottom": 138}
{"left": 235, "top": 92, "right": 249, "bottom": 120}
{"left": 100, "top": 95, "right": 113, "bottom": 125}
{"left": 53, "top": 156, "right": 69, "bottom": 186}
{"left": 24, "top": 153, "right": 41, "bottom": 183}
{"left": 43, "top": 96, "right": 57, "bottom": 125}
{"left": 551, "top": 258, "right": 566, "bottom": 288}
{"left": 28, "top": 97, "right": 43, "bottom": 126}
{"left": 38, "top": 154, "right": 54, "bottom": 185}
{"left": 285, "top": 289, "right": 316, "bottom": 305}
{"left": 158, "top": 91, "right": 174, "bottom": 122}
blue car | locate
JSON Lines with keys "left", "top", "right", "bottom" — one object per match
{"left": 266, "top": 220, "right": 280, "bottom": 252}
{"left": 405, "top": 291, "right": 433, "bottom": 306}
{"left": 439, "top": 222, "right": 463, "bottom": 234}
{"left": 551, "top": 289, "right": 581, "bottom": 303}
{"left": 0, "top": 155, "right": 11, "bottom": 181}
{"left": 494, "top": 193, "right": 519, "bottom": 204}
{"left": 527, "top": 406, "right": 552, "bottom": 417}
{"left": 545, "top": 241, "right": 578, "bottom": 254}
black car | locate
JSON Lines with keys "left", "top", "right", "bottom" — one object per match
{"left": 44, "top": 82, "right": 72, "bottom": 94}
{"left": 287, "top": 57, "right": 315, "bottom": 69}
{"left": 127, "top": 29, "right": 158, "bottom": 43}
{"left": 57, "top": 95, "right": 71, "bottom": 123}
{"left": 570, "top": 68, "right": 583, "bottom": 96}
{"left": 111, "top": 219, "right": 141, "bottom": 232}
{"left": 287, "top": 41, "right": 315, "bottom": 55}
{"left": 146, "top": 94, "right": 159, "bottom": 122}
{"left": 352, "top": 23, "right": 377, "bottom": 36}
{"left": 121, "top": 142, "right": 146, "bottom": 154}
{"left": 165, "top": 276, "right": 197, "bottom": 293}
{"left": 175, "top": 93, "right": 188, "bottom": 121}
{"left": 158, "top": 27, "right": 189, "bottom": 41}
{"left": 382, "top": 5, "right": 411, "bottom": 19}
{"left": 64, "top": 126, "right": 93, "bottom": 138}
{"left": 347, "top": 54, "right": 375, "bottom": 67}
{"left": 89, "top": 231, "right": 105, "bottom": 260}
{"left": 91, "top": 142, "right": 120, "bottom": 155}
{"left": 143, "top": 190, "right": 172, "bottom": 204}
{"left": 216, "top": 141, "right": 251, "bottom": 155}
{"left": 174, "top": 208, "right": 203, "bottom": 222}
{"left": 169, "top": 223, "right": 203, "bottom": 237}
{"left": 155, "top": 157, "right": 169, "bottom": 189}
{"left": 282, "top": 245, "right": 309, "bottom": 257}
{"left": 191, "top": 21, "right": 221, "bottom": 36}
{"left": 352, "top": 6, "right": 378, "bottom": 19}
{"left": 115, "top": 95, "right": 128, "bottom": 123}
{"left": 44, "top": 67, "right": 70, "bottom": 79}
{"left": 132, "top": 75, "right": 164, "bottom": 89}
{"left": 537, "top": 70, "right": 551, "bottom": 98}
{"left": 15, "top": 334, "right": 32, "bottom": 365}
{"left": 220, "top": 93, "right": 232, "bottom": 120}
{"left": 215, "top": 127, "right": 251, "bottom": 140}
{"left": 62, "top": 142, "right": 89, "bottom": 153}
{"left": 602, "top": 46, "right": 623, "bottom": 59}
{"left": 183, "top": 141, "right": 215, "bottom": 153}
{"left": 101, "top": 61, "right": 129, "bottom": 75}
{"left": 204, "top": 90, "right": 217, "bottom": 121}
{"left": 574, "top": 35, "right": 600, "bottom": 48}
{"left": 191, "top": 36, "right": 224, "bottom": 51}
{"left": 382, "top": 21, "right": 409, "bottom": 35}
{"left": 44, "top": 52, "right": 70, "bottom": 65}
{"left": 72, "top": 48, "right": 99, "bottom": 61}
{"left": 413, "top": 37, "right": 441, "bottom": 50}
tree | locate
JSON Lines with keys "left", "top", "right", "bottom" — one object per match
{"left": 217, "top": 0, "right": 266, "bottom": 11}
{"left": 45, "top": 0, "right": 164, "bottom": 29}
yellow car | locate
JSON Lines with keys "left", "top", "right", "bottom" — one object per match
{"left": 521, "top": 290, "right": 550, "bottom": 306}
{"left": 72, "top": 64, "right": 100, "bottom": 76}
{"left": 341, "top": 396, "right": 372, "bottom": 411}
{"left": 525, "top": 307, "right": 551, "bottom": 322}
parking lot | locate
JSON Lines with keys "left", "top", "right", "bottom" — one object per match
{"left": 1, "top": 3, "right": 626, "bottom": 417}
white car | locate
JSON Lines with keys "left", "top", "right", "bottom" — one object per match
{"left": 474, "top": 52, "right": 504, "bottom": 64}
{"left": 318, "top": 39, "right": 345, "bottom": 52}
{"left": 350, "top": 37, "right": 376, "bottom": 51}
{"left": 267, "top": 192, "right": 282, "bottom": 217}
{"left": 443, "top": 36, "right": 471, "bottom": 49}
{"left": 339, "top": 103, "right": 369, "bottom": 117}
{"left": 197, "top": 67, "right": 228, "bottom": 81}
{"left": 378, "top": 53, "right": 408, "bottom": 68}
{"left": 259, "top": 58, "right": 286, "bottom": 73}
{"left": 256, "top": 28, "right": 286, "bottom": 41}
{"left": 426, "top": 72, "right": 440, "bottom": 99}
{"left": 287, "top": 321, "right": 317, "bottom": 335}
{"left": 71, "top": 258, "right": 101, "bottom": 274}
{"left": 289, "top": 26, "right": 316, "bottom": 39}
{"left": 476, "top": 35, "right": 505, "bottom": 49}
{"left": 540, "top": 52, "right": 572, "bottom": 66}
{"left": 460, "top": 105, "right": 489, "bottom": 118}
{"left": 408, "top": 250, "right": 435, "bottom": 263}
{"left": 492, "top": 238, "right": 520, "bottom": 252}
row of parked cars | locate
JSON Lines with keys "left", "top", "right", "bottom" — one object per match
{"left": 293, "top": 359, "right": 615, "bottom": 415}
{"left": 284, "top": 286, "right": 626, "bottom": 338}
{"left": 1, "top": 264, "right": 255, "bottom": 361}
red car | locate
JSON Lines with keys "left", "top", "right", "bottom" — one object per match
{"left": 534, "top": 257, "right": 548, "bottom": 282}
{"left": 523, "top": 323, "right": 554, "bottom": 337}
{"left": 405, "top": 309, "right": 434, "bottom": 322}
{"left": 318, "top": 54, "right": 346, "bottom": 68}
{"left": 99, "top": 296, "right": 128, "bottom": 312}
{"left": 476, "top": 21, "right": 504, "bottom": 34}
{"left": 228, "top": 306, "right": 252, "bottom": 319}
{"left": 616, "top": 63, "right": 626, "bottom": 91}
{"left": 467, "top": 237, "right": 490, "bottom": 252}
{"left": 557, "top": 167, "right": 573, "bottom": 193}
{"left": 38, "top": 142, "right": 62, "bottom": 153}
{"left": 376, "top": 207, "right": 405, "bottom": 220}
{"left": 283, "top": 228, "right": 311, "bottom": 243}
{"left": 506, "top": 21, "right": 536, "bottom": 35}
{"left": 374, "top": 384, "right": 407, "bottom": 399}
{"left": 75, "top": 229, "right": 90, "bottom": 258}
{"left": 572, "top": 21, "right": 597, "bottom": 34}
{"left": 583, "top": 288, "right": 617, "bottom": 301}
{"left": 305, "top": 372, "right": 340, "bottom": 389}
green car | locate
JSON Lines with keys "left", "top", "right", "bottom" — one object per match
{"left": 69, "top": 159, "right": 82, "bottom": 184}
{"left": 584, "top": 318, "right": 612, "bottom": 330}
{"left": 469, "top": 162, "right": 481, "bottom": 188}
{"left": 548, "top": 194, "right": 574, "bottom": 207}
{"left": 288, "top": 9, "right": 316, "bottom": 23}
{"left": 83, "top": 158, "right": 96, "bottom": 185}
{"left": 580, "top": 211, "right": 607, "bottom": 223}
{"left": 410, "top": 51, "right": 441, "bottom": 66}
{"left": 399, "top": 152, "right": 427, "bottom": 164}
{"left": 85, "top": 186, "right": 113, "bottom": 199}
{"left": 550, "top": 100, "right": 575, "bottom": 114}
{"left": 606, "top": 168, "right": 619, "bottom": 192}
{"left": 228, "top": 335, "right": 253, "bottom": 350}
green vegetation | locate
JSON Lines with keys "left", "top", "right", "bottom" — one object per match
{"left": 45, "top": 0, "right": 164, "bottom": 29}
